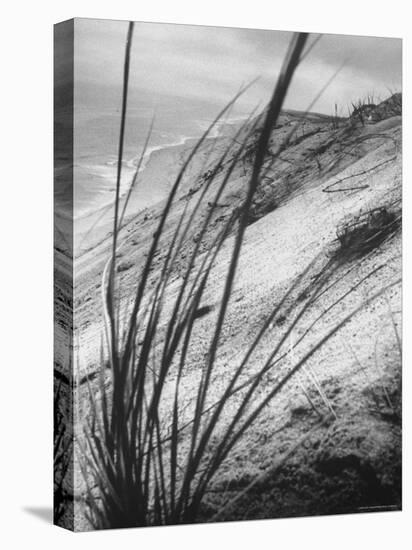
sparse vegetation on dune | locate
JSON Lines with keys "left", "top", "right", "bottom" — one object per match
{"left": 56, "top": 27, "right": 403, "bottom": 530}
{"left": 334, "top": 206, "right": 400, "bottom": 259}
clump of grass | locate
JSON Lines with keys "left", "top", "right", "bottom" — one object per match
{"left": 78, "top": 26, "right": 401, "bottom": 529}
{"left": 349, "top": 91, "right": 402, "bottom": 125}
{"left": 350, "top": 93, "right": 377, "bottom": 125}
{"left": 335, "top": 206, "right": 399, "bottom": 259}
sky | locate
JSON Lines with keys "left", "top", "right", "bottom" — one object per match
{"left": 73, "top": 18, "right": 402, "bottom": 118}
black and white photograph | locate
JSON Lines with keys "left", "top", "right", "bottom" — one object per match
{"left": 2, "top": 2, "right": 411, "bottom": 547}
{"left": 53, "top": 18, "right": 403, "bottom": 531}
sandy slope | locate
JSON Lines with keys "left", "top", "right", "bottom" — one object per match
{"left": 56, "top": 105, "right": 402, "bottom": 528}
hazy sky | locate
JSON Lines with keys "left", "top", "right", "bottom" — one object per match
{"left": 74, "top": 18, "right": 402, "bottom": 117}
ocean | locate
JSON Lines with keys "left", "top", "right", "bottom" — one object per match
{"left": 55, "top": 100, "right": 239, "bottom": 220}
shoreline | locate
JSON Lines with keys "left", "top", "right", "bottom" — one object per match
{"left": 70, "top": 121, "right": 244, "bottom": 257}
{"left": 71, "top": 115, "right": 246, "bottom": 223}
{"left": 67, "top": 136, "right": 199, "bottom": 257}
